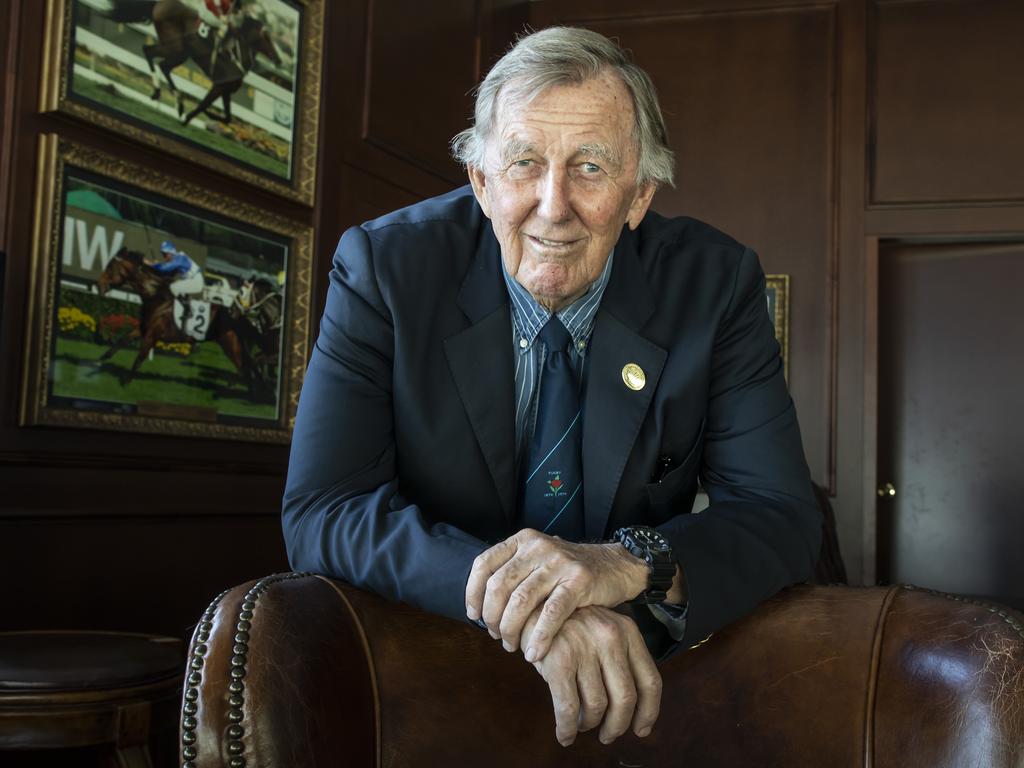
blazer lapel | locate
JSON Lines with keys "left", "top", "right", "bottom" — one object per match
{"left": 583, "top": 228, "right": 667, "bottom": 539}
{"left": 443, "top": 224, "right": 517, "bottom": 522}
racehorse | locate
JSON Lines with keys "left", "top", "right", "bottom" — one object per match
{"left": 238, "top": 277, "right": 282, "bottom": 350}
{"left": 235, "top": 276, "right": 283, "bottom": 384}
{"left": 96, "top": 248, "right": 267, "bottom": 396}
{"left": 89, "top": 0, "right": 282, "bottom": 126}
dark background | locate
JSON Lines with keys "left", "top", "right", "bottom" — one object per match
{"left": 2, "top": 0, "right": 1023, "bottom": 638}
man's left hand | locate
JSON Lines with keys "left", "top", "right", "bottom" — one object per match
{"left": 465, "top": 528, "right": 648, "bottom": 661}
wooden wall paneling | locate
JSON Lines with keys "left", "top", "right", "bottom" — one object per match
{"left": 338, "top": 164, "right": 425, "bottom": 229}
{"left": 0, "top": 464, "right": 287, "bottom": 518}
{"left": 362, "top": 0, "right": 477, "bottom": 182}
{"left": 530, "top": 0, "right": 833, "bottom": 24}
{"left": 528, "top": 3, "right": 841, "bottom": 495}
{"left": 329, "top": 0, "right": 528, "bottom": 253}
{"left": 832, "top": 0, "right": 870, "bottom": 585}
{"left": 870, "top": 0, "right": 1024, "bottom": 205}
{"left": 341, "top": 0, "right": 480, "bottom": 200}
{"left": 1, "top": 0, "right": 46, "bottom": 453}
{"left": 0, "top": 514, "right": 288, "bottom": 636}
{"left": 860, "top": 237, "right": 879, "bottom": 585}
{"left": 865, "top": 205, "right": 1024, "bottom": 237}
{"left": 479, "top": 0, "right": 531, "bottom": 72}
{"left": 308, "top": 1, "right": 351, "bottom": 328}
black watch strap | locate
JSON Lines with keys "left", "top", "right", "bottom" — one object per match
{"left": 612, "top": 526, "right": 675, "bottom": 604}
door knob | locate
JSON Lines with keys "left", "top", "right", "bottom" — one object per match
{"left": 877, "top": 482, "right": 896, "bottom": 498}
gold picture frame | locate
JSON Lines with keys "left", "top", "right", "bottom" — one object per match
{"left": 41, "top": 0, "right": 323, "bottom": 205}
{"left": 21, "top": 134, "right": 313, "bottom": 442}
{"left": 765, "top": 274, "right": 790, "bottom": 379}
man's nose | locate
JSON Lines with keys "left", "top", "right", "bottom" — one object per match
{"left": 536, "top": 169, "right": 571, "bottom": 223}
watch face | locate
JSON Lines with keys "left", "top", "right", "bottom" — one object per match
{"left": 631, "top": 527, "right": 670, "bottom": 552}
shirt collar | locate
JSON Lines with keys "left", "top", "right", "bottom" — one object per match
{"left": 502, "top": 251, "right": 614, "bottom": 351}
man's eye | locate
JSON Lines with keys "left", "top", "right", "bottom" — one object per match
{"left": 581, "top": 162, "right": 601, "bottom": 173}
{"left": 513, "top": 159, "right": 532, "bottom": 167}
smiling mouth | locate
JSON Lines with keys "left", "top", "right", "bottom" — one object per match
{"left": 526, "top": 235, "right": 581, "bottom": 249}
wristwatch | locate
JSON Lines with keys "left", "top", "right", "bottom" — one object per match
{"left": 611, "top": 525, "right": 675, "bottom": 604}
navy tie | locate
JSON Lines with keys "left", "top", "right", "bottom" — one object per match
{"left": 521, "top": 317, "right": 584, "bottom": 540}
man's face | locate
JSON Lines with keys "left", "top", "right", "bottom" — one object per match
{"left": 468, "top": 71, "right": 656, "bottom": 312}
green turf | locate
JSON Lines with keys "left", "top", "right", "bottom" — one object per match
{"left": 72, "top": 72, "right": 290, "bottom": 179}
{"left": 51, "top": 335, "right": 278, "bottom": 421}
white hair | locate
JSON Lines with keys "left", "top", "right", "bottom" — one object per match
{"left": 451, "top": 26, "right": 675, "bottom": 188}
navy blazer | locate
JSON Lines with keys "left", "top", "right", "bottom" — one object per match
{"left": 283, "top": 186, "right": 821, "bottom": 647}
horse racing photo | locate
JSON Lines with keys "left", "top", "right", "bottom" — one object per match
{"left": 48, "top": 165, "right": 291, "bottom": 429}
{"left": 67, "top": 0, "right": 302, "bottom": 182}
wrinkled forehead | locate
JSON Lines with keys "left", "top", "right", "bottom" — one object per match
{"left": 489, "top": 70, "right": 638, "bottom": 148}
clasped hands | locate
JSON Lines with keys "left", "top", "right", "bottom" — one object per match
{"left": 465, "top": 529, "right": 662, "bottom": 747}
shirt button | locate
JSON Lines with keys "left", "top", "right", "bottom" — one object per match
{"left": 519, "top": 338, "right": 528, "bottom": 349}
{"left": 577, "top": 340, "right": 587, "bottom": 351}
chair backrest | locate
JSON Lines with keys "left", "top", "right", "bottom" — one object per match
{"left": 180, "top": 575, "right": 1024, "bottom": 767}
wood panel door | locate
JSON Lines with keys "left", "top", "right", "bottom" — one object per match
{"left": 877, "top": 241, "right": 1024, "bottom": 610}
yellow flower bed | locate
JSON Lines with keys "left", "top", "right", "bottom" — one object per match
{"left": 58, "top": 306, "right": 97, "bottom": 334}
{"left": 155, "top": 341, "right": 193, "bottom": 356}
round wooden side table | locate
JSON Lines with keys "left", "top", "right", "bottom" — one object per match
{"left": 0, "top": 631, "right": 184, "bottom": 767}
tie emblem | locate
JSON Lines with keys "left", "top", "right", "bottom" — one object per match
{"left": 546, "top": 472, "right": 566, "bottom": 497}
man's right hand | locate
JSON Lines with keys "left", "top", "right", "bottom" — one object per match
{"left": 465, "top": 529, "right": 650, "bottom": 661}
{"left": 522, "top": 605, "right": 662, "bottom": 747}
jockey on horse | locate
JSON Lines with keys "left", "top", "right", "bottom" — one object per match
{"left": 195, "top": 0, "right": 246, "bottom": 70}
{"left": 147, "top": 239, "right": 204, "bottom": 320}
{"left": 89, "top": 0, "right": 280, "bottom": 125}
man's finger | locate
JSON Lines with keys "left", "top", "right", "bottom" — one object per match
{"left": 481, "top": 557, "right": 537, "bottom": 641}
{"left": 465, "top": 539, "right": 516, "bottom": 621}
{"left": 575, "top": 655, "right": 608, "bottom": 733}
{"left": 524, "top": 582, "right": 579, "bottom": 662}
{"left": 539, "top": 658, "right": 581, "bottom": 747}
{"left": 627, "top": 630, "right": 663, "bottom": 738}
{"left": 596, "top": 635, "right": 638, "bottom": 744}
{"left": 497, "top": 568, "right": 548, "bottom": 652}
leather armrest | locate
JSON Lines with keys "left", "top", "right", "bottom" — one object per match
{"left": 181, "top": 576, "right": 1024, "bottom": 768}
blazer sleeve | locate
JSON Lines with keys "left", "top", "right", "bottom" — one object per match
{"left": 282, "top": 226, "right": 487, "bottom": 624}
{"left": 657, "top": 247, "right": 822, "bottom": 647}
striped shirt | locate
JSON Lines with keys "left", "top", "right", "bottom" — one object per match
{"left": 502, "top": 253, "right": 614, "bottom": 454}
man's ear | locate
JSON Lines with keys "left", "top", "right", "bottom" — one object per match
{"left": 467, "top": 165, "right": 492, "bottom": 219}
{"left": 626, "top": 182, "right": 657, "bottom": 230}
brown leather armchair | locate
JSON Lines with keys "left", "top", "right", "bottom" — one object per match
{"left": 180, "top": 574, "right": 1024, "bottom": 767}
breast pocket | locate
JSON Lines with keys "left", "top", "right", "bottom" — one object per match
{"left": 645, "top": 419, "right": 705, "bottom": 515}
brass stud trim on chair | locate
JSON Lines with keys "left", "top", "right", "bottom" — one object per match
{"left": 181, "top": 588, "right": 230, "bottom": 768}
{"left": 215, "top": 572, "right": 310, "bottom": 768}
{"left": 903, "top": 584, "right": 1024, "bottom": 639}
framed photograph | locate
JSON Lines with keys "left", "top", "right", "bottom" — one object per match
{"left": 765, "top": 274, "right": 790, "bottom": 379}
{"left": 41, "top": 0, "right": 324, "bottom": 204}
{"left": 21, "top": 135, "right": 313, "bottom": 442}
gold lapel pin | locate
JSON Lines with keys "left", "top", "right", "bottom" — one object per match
{"left": 621, "top": 363, "right": 646, "bottom": 391}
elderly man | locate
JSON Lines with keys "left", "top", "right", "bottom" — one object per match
{"left": 283, "top": 27, "right": 820, "bottom": 748}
